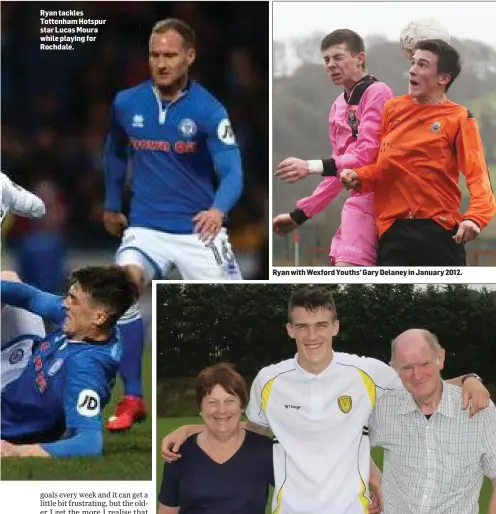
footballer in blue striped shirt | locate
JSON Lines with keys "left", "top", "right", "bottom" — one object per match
{"left": 103, "top": 18, "right": 244, "bottom": 432}
{"left": 0, "top": 266, "right": 138, "bottom": 458}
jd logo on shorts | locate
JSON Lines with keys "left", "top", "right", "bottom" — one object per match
{"left": 338, "top": 395, "right": 352, "bottom": 414}
{"left": 77, "top": 389, "right": 101, "bottom": 417}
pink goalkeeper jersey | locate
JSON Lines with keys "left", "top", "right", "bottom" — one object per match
{"left": 297, "top": 81, "right": 395, "bottom": 218}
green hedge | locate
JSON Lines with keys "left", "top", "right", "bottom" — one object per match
{"left": 156, "top": 284, "right": 496, "bottom": 391}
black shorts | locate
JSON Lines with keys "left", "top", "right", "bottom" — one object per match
{"left": 377, "top": 219, "right": 467, "bottom": 266}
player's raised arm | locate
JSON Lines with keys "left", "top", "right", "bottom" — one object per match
{"left": 350, "top": 101, "right": 392, "bottom": 193}
{"left": 0, "top": 280, "right": 65, "bottom": 326}
{"left": 454, "top": 111, "right": 496, "bottom": 239}
{"left": 103, "top": 99, "right": 130, "bottom": 237}
{"left": 245, "top": 368, "right": 272, "bottom": 431}
{"left": 283, "top": 85, "right": 394, "bottom": 228}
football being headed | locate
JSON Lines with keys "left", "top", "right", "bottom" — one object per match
{"left": 400, "top": 18, "right": 450, "bottom": 58}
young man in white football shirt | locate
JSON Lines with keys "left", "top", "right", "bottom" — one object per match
{"left": 161, "top": 287, "right": 489, "bottom": 514}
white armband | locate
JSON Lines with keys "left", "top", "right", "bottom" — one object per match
{"left": 307, "top": 160, "right": 324, "bottom": 174}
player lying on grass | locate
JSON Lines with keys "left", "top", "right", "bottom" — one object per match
{"left": 0, "top": 266, "right": 138, "bottom": 458}
{"left": 273, "top": 29, "right": 394, "bottom": 266}
{"left": 340, "top": 39, "right": 495, "bottom": 266}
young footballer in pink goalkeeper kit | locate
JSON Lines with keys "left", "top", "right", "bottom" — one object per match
{"left": 273, "top": 29, "right": 394, "bottom": 266}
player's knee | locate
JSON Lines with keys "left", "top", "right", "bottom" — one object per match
{"left": 120, "top": 264, "right": 146, "bottom": 295}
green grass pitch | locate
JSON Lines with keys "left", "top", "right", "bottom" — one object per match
{"left": 1, "top": 345, "right": 153, "bottom": 481}
{"left": 156, "top": 417, "right": 492, "bottom": 513}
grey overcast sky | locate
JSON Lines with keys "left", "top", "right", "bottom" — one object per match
{"left": 273, "top": 1, "right": 496, "bottom": 48}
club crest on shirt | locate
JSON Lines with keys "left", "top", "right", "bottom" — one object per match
{"left": 132, "top": 114, "right": 145, "bottom": 128}
{"left": 429, "top": 121, "right": 441, "bottom": 134}
{"left": 338, "top": 395, "right": 352, "bottom": 413}
{"left": 9, "top": 347, "right": 24, "bottom": 365}
{"left": 178, "top": 118, "right": 197, "bottom": 138}
{"left": 347, "top": 109, "right": 359, "bottom": 128}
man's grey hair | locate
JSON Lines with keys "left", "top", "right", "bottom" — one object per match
{"left": 391, "top": 329, "right": 442, "bottom": 362}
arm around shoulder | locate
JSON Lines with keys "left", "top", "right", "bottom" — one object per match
{"left": 243, "top": 419, "right": 269, "bottom": 436}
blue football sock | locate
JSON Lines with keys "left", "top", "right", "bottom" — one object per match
{"left": 117, "top": 304, "right": 144, "bottom": 398}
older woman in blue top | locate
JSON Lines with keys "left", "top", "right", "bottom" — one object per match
{"left": 158, "top": 363, "right": 274, "bottom": 514}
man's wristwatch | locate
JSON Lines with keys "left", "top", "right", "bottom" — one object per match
{"left": 461, "top": 373, "right": 483, "bottom": 385}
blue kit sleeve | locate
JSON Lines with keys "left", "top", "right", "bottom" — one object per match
{"left": 0, "top": 280, "right": 65, "bottom": 325}
{"left": 103, "top": 98, "right": 129, "bottom": 212}
{"left": 205, "top": 110, "right": 244, "bottom": 214}
{"left": 40, "top": 428, "right": 102, "bottom": 458}
{"left": 41, "top": 352, "right": 115, "bottom": 457}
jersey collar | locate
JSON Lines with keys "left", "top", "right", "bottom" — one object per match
{"left": 67, "top": 327, "right": 117, "bottom": 345}
{"left": 343, "top": 74, "right": 376, "bottom": 104}
{"left": 398, "top": 380, "right": 456, "bottom": 417}
{"left": 293, "top": 352, "right": 336, "bottom": 378}
{"left": 151, "top": 80, "right": 192, "bottom": 124}
{"left": 151, "top": 79, "right": 192, "bottom": 101}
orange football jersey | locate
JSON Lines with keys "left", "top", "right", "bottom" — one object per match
{"left": 355, "top": 95, "right": 495, "bottom": 238}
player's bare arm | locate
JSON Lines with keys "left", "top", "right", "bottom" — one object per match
{"left": 273, "top": 213, "right": 298, "bottom": 237}
{"left": 242, "top": 420, "right": 269, "bottom": 436}
{"left": 453, "top": 220, "right": 481, "bottom": 244}
{"left": 193, "top": 207, "right": 224, "bottom": 243}
{"left": 161, "top": 424, "right": 205, "bottom": 461}
{"left": 368, "top": 459, "right": 383, "bottom": 514}
{"left": 340, "top": 169, "right": 360, "bottom": 189}
{"left": 275, "top": 157, "right": 340, "bottom": 184}
{"left": 161, "top": 419, "right": 268, "bottom": 462}
{"left": 1, "top": 440, "right": 50, "bottom": 458}
{"left": 489, "top": 478, "right": 496, "bottom": 514}
{"left": 102, "top": 211, "right": 128, "bottom": 238}
{"left": 275, "top": 157, "right": 311, "bottom": 183}
{"left": 447, "top": 374, "right": 490, "bottom": 417}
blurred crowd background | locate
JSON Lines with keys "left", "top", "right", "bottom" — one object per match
{"left": 1, "top": 1, "right": 269, "bottom": 291}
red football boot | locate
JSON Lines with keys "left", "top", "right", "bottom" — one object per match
{"left": 106, "top": 395, "right": 147, "bottom": 432}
